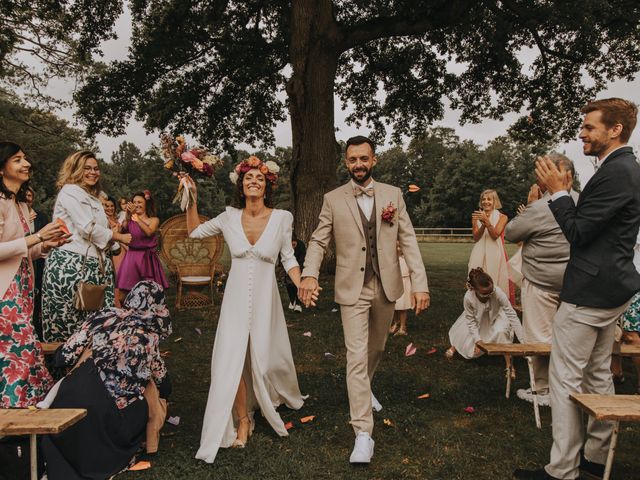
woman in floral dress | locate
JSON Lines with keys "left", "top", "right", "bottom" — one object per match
{"left": 0, "top": 142, "right": 68, "bottom": 407}
{"left": 619, "top": 230, "right": 640, "bottom": 392}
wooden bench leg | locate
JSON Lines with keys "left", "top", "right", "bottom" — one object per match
{"left": 526, "top": 356, "right": 541, "bottom": 429}
{"left": 604, "top": 420, "right": 619, "bottom": 480}
{"left": 30, "top": 433, "right": 37, "bottom": 480}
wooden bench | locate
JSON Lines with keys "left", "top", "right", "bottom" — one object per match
{"left": 477, "top": 342, "right": 640, "bottom": 428}
{"left": 570, "top": 394, "right": 640, "bottom": 480}
{"left": 41, "top": 342, "right": 62, "bottom": 355}
{"left": 0, "top": 408, "right": 87, "bottom": 480}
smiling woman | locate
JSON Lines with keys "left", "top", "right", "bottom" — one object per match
{"left": 0, "top": 142, "right": 69, "bottom": 407}
{"left": 41, "top": 151, "right": 133, "bottom": 342}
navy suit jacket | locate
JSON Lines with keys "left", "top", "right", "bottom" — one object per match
{"left": 549, "top": 146, "right": 640, "bottom": 308}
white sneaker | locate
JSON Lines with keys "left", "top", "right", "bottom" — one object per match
{"left": 288, "top": 302, "right": 294, "bottom": 310}
{"left": 516, "top": 388, "right": 550, "bottom": 406}
{"left": 293, "top": 304, "right": 302, "bottom": 312}
{"left": 371, "top": 393, "right": 382, "bottom": 412}
{"left": 349, "top": 432, "right": 375, "bottom": 464}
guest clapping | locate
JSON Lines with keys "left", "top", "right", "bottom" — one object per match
{"left": 41, "top": 151, "right": 131, "bottom": 342}
{"left": 468, "top": 189, "right": 514, "bottom": 304}
{"left": 116, "top": 190, "right": 169, "bottom": 302}
{"left": 0, "top": 142, "right": 68, "bottom": 407}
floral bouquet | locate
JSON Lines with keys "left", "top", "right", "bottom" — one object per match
{"left": 160, "top": 133, "right": 223, "bottom": 210}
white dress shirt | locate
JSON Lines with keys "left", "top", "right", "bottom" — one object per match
{"left": 53, "top": 184, "right": 114, "bottom": 258}
{"left": 351, "top": 179, "right": 375, "bottom": 220}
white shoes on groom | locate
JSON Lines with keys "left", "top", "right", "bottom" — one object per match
{"left": 350, "top": 432, "right": 375, "bottom": 463}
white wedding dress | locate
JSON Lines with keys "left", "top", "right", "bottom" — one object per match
{"left": 191, "top": 207, "right": 305, "bottom": 464}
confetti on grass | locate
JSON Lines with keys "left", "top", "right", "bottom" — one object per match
{"left": 383, "top": 418, "right": 395, "bottom": 427}
{"left": 173, "top": 337, "right": 183, "bottom": 343}
{"left": 417, "top": 393, "right": 430, "bottom": 399}
{"left": 194, "top": 328, "right": 202, "bottom": 335}
{"left": 405, "top": 343, "right": 417, "bottom": 356}
{"left": 425, "top": 347, "right": 437, "bottom": 355}
{"left": 167, "top": 416, "right": 181, "bottom": 426}
{"left": 300, "top": 415, "right": 316, "bottom": 423}
{"left": 464, "top": 406, "right": 475, "bottom": 414}
{"left": 130, "top": 461, "right": 151, "bottom": 471}
{"left": 303, "top": 331, "right": 312, "bottom": 337}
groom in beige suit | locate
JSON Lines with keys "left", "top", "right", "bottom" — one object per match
{"left": 299, "top": 136, "right": 430, "bottom": 464}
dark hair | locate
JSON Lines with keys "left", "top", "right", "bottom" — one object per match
{"left": 346, "top": 135, "right": 376, "bottom": 155}
{"left": 581, "top": 98, "right": 638, "bottom": 143}
{"left": 131, "top": 191, "right": 157, "bottom": 217}
{"left": 0, "top": 141, "right": 30, "bottom": 202}
{"left": 231, "top": 169, "right": 274, "bottom": 208}
{"left": 105, "top": 196, "right": 117, "bottom": 206}
{"left": 467, "top": 267, "right": 493, "bottom": 290}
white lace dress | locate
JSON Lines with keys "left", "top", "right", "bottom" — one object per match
{"left": 191, "top": 207, "right": 305, "bottom": 464}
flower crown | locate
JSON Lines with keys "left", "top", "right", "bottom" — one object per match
{"left": 229, "top": 156, "right": 280, "bottom": 186}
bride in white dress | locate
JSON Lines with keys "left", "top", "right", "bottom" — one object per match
{"left": 182, "top": 157, "right": 317, "bottom": 464}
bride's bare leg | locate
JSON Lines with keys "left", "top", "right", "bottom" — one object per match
{"left": 232, "top": 376, "right": 250, "bottom": 447}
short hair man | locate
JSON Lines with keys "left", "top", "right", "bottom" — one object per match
{"left": 514, "top": 98, "right": 640, "bottom": 480}
{"left": 299, "top": 135, "right": 430, "bottom": 464}
{"left": 505, "top": 154, "right": 579, "bottom": 407}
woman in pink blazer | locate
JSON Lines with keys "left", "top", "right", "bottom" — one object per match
{"left": 0, "top": 142, "right": 68, "bottom": 407}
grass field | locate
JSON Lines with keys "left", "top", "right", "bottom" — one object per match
{"left": 125, "top": 243, "right": 640, "bottom": 480}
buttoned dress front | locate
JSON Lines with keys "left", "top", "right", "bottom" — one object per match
{"left": 192, "top": 207, "right": 304, "bottom": 464}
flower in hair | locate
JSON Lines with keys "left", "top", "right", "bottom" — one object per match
{"left": 230, "top": 156, "right": 279, "bottom": 186}
{"left": 143, "top": 189, "right": 151, "bottom": 200}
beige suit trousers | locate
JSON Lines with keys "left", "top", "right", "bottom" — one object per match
{"left": 521, "top": 278, "right": 561, "bottom": 393}
{"left": 340, "top": 275, "right": 396, "bottom": 435}
{"left": 545, "top": 300, "right": 632, "bottom": 479}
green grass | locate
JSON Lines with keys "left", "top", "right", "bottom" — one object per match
{"left": 125, "top": 243, "right": 640, "bottom": 479}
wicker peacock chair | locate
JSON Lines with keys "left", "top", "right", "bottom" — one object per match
{"left": 159, "top": 214, "right": 225, "bottom": 310}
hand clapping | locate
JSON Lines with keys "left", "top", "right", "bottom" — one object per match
{"left": 535, "top": 155, "right": 571, "bottom": 195}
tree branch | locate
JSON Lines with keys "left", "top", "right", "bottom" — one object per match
{"left": 339, "top": 15, "right": 436, "bottom": 52}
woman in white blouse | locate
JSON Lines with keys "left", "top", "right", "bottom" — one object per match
{"left": 41, "top": 151, "right": 132, "bottom": 342}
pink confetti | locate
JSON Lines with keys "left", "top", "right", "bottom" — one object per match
{"left": 284, "top": 421, "right": 293, "bottom": 430}
{"left": 464, "top": 406, "right": 475, "bottom": 414}
{"left": 167, "top": 416, "right": 181, "bottom": 426}
{"left": 303, "top": 331, "right": 312, "bottom": 337}
{"left": 425, "top": 347, "right": 437, "bottom": 355}
{"left": 405, "top": 343, "right": 417, "bottom": 356}
{"left": 194, "top": 328, "right": 202, "bottom": 335}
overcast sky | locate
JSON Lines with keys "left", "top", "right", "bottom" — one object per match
{"left": 49, "top": 9, "right": 640, "bottom": 188}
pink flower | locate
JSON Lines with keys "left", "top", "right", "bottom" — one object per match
{"left": 180, "top": 151, "right": 198, "bottom": 164}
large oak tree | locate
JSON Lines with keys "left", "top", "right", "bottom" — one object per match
{"left": 67, "top": 0, "right": 639, "bottom": 240}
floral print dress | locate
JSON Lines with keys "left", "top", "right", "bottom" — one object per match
{"left": 0, "top": 207, "right": 52, "bottom": 407}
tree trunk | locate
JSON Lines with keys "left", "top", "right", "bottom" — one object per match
{"left": 287, "top": 0, "right": 341, "bottom": 263}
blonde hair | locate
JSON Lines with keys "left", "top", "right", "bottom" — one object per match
{"left": 56, "top": 150, "right": 102, "bottom": 196}
{"left": 478, "top": 189, "right": 502, "bottom": 210}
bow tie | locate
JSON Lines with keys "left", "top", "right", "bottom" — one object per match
{"left": 354, "top": 185, "right": 374, "bottom": 197}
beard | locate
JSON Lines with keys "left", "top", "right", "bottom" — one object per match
{"left": 348, "top": 166, "right": 372, "bottom": 184}
{"left": 583, "top": 137, "right": 607, "bottom": 157}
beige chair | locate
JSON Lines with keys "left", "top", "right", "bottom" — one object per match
{"left": 159, "top": 214, "right": 225, "bottom": 310}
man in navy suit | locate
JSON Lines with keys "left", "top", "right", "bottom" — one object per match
{"left": 514, "top": 98, "right": 640, "bottom": 480}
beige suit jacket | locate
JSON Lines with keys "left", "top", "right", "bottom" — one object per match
{"left": 302, "top": 181, "right": 428, "bottom": 305}
{"left": 0, "top": 196, "right": 44, "bottom": 298}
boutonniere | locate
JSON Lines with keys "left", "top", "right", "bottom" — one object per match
{"left": 381, "top": 202, "right": 397, "bottom": 226}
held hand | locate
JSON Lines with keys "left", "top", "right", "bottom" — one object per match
{"left": 178, "top": 172, "right": 197, "bottom": 201}
{"left": 305, "top": 286, "right": 323, "bottom": 308}
{"left": 517, "top": 204, "right": 526, "bottom": 216}
{"left": 535, "top": 155, "right": 571, "bottom": 194}
{"left": 412, "top": 292, "right": 430, "bottom": 315}
{"left": 298, "top": 277, "right": 319, "bottom": 308}
{"left": 29, "top": 209, "right": 37, "bottom": 222}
